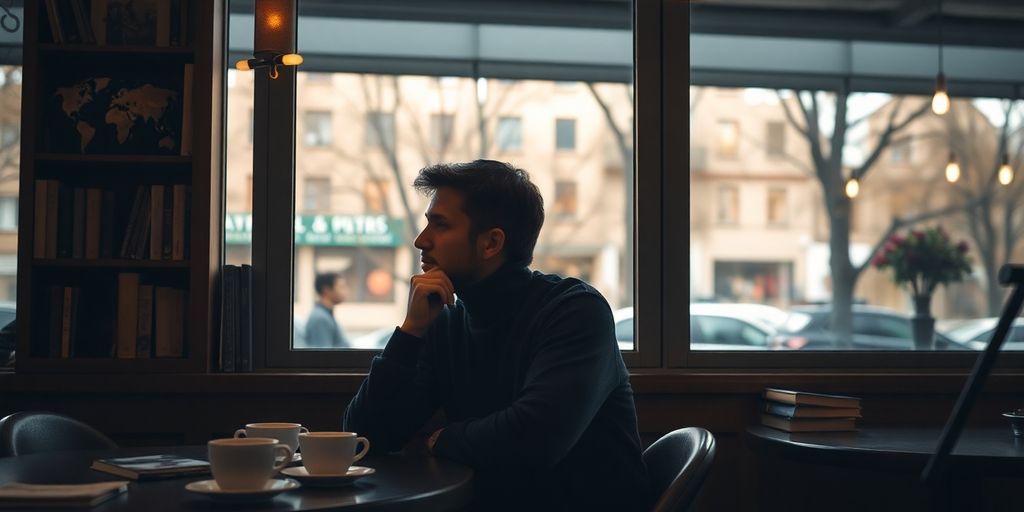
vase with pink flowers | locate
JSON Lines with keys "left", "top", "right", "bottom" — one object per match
{"left": 872, "top": 225, "right": 972, "bottom": 350}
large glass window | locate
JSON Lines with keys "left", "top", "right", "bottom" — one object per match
{"left": 0, "top": 65, "right": 19, "bottom": 307}
{"left": 689, "top": 52, "right": 1024, "bottom": 355}
{"left": 251, "top": 2, "right": 636, "bottom": 366}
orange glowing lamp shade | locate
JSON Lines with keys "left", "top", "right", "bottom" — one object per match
{"left": 255, "top": 0, "right": 294, "bottom": 53}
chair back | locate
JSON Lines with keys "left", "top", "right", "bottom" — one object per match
{"left": 643, "top": 427, "right": 716, "bottom": 512}
{"left": 0, "top": 411, "right": 117, "bottom": 457}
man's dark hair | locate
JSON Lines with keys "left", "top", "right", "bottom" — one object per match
{"left": 414, "top": 160, "right": 545, "bottom": 266}
{"left": 315, "top": 272, "right": 340, "bottom": 295}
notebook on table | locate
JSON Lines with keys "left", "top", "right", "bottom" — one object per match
{"left": 0, "top": 481, "right": 128, "bottom": 508}
{"left": 90, "top": 454, "right": 210, "bottom": 480}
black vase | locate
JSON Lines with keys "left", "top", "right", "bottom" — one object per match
{"left": 912, "top": 294, "right": 935, "bottom": 350}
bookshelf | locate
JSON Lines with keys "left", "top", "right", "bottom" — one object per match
{"left": 15, "top": 0, "right": 225, "bottom": 373}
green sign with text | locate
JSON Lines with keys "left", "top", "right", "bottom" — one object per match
{"left": 225, "top": 213, "right": 404, "bottom": 247}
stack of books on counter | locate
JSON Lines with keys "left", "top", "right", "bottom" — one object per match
{"left": 760, "top": 387, "right": 861, "bottom": 432}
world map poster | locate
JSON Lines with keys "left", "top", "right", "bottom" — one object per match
{"left": 46, "top": 66, "right": 186, "bottom": 155}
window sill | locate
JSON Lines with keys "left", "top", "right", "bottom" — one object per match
{"left": 2, "top": 370, "right": 1022, "bottom": 395}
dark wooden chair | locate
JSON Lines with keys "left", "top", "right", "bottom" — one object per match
{"left": 643, "top": 427, "right": 716, "bottom": 512}
{"left": 0, "top": 411, "right": 117, "bottom": 457}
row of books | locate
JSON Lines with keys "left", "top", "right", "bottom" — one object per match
{"left": 44, "top": 0, "right": 193, "bottom": 47}
{"left": 33, "top": 275, "right": 187, "bottom": 359}
{"left": 220, "top": 264, "right": 253, "bottom": 372}
{"left": 760, "top": 387, "right": 861, "bottom": 432}
{"left": 33, "top": 180, "right": 190, "bottom": 261}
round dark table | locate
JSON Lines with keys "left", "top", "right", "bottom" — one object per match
{"left": 0, "top": 445, "right": 474, "bottom": 511}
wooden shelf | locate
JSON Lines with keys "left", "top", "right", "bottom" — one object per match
{"left": 34, "top": 259, "right": 189, "bottom": 269}
{"left": 14, "top": 356, "right": 203, "bottom": 374}
{"left": 39, "top": 44, "right": 194, "bottom": 55}
{"left": 16, "top": 0, "right": 224, "bottom": 375}
{"left": 36, "top": 154, "right": 192, "bottom": 164}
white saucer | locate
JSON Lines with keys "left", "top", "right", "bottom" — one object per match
{"left": 185, "top": 478, "right": 301, "bottom": 503}
{"left": 276, "top": 452, "right": 303, "bottom": 464}
{"left": 280, "top": 466, "right": 375, "bottom": 487}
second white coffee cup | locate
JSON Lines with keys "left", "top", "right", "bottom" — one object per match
{"left": 298, "top": 432, "right": 370, "bottom": 475}
{"left": 234, "top": 422, "right": 309, "bottom": 454}
{"left": 208, "top": 437, "right": 292, "bottom": 490}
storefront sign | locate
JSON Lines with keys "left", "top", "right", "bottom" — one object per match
{"left": 225, "top": 213, "right": 404, "bottom": 247}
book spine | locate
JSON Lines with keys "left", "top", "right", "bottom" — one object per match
{"left": 180, "top": 64, "right": 193, "bottom": 156}
{"left": 119, "top": 186, "right": 145, "bottom": 258}
{"left": 90, "top": 0, "right": 107, "bottom": 45}
{"left": 149, "top": 185, "right": 164, "bottom": 260}
{"left": 56, "top": 182, "right": 73, "bottom": 257}
{"left": 72, "top": 187, "right": 86, "bottom": 258}
{"left": 47, "top": 286, "right": 63, "bottom": 357}
{"left": 172, "top": 184, "right": 186, "bottom": 260}
{"left": 44, "top": 179, "right": 60, "bottom": 258}
{"left": 154, "top": 287, "right": 184, "bottom": 357}
{"left": 116, "top": 273, "right": 139, "bottom": 358}
{"left": 84, "top": 188, "right": 102, "bottom": 259}
{"left": 239, "top": 264, "right": 252, "bottom": 372}
{"left": 60, "top": 286, "right": 73, "bottom": 358}
{"left": 33, "top": 180, "right": 48, "bottom": 258}
{"left": 136, "top": 284, "right": 154, "bottom": 358}
{"left": 45, "top": 0, "right": 63, "bottom": 43}
{"left": 221, "top": 265, "right": 237, "bottom": 372}
{"left": 99, "top": 190, "right": 115, "bottom": 258}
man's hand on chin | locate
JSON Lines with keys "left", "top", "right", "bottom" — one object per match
{"left": 400, "top": 268, "right": 456, "bottom": 338}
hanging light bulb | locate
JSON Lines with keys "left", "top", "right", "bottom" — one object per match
{"left": 932, "top": 73, "right": 950, "bottom": 115}
{"left": 931, "top": 0, "right": 949, "bottom": 115}
{"left": 944, "top": 152, "right": 960, "bottom": 183}
{"left": 845, "top": 176, "right": 860, "bottom": 198}
{"left": 998, "top": 153, "right": 1014, "bottom": 186}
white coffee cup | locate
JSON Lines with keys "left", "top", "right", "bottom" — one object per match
{"left": 298, "top": 432, "right": 370, "bottom": 475}
{"left": 208, "top": 437, "right": 293, "bottom": 490}
{"left": 234, "top": 422, "right": 309, "bottom": 453}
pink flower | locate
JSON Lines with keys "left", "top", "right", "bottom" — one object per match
{"left": 889, "top": 234, "right": 904, "bottom": 245}
{"left": 872, "top": 254, "right": 887, "bottom": 268}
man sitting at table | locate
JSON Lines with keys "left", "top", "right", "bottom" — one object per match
{"left": 343, "top": 160, "right": 649, "bottom": 511}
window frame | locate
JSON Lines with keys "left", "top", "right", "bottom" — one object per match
{"left": 254, "top": 0, "right": 661, "bottom": 369}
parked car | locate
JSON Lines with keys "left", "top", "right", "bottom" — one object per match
{"left": 0, "top": 302, "right": 16, "bottom": 365}
{"left": 770, "top": 304, "right": 968, "bottom": 350}
{"left": 350, "top": 327, "right": 394, "bottom": 350}
{"left": 941, "top": 317, "right": 1024, "bottom": 351}
{"left": 615, "top": 304, "right": 782, "bottom": 351}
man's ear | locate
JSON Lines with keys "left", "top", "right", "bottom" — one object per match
{"left": 479, "top": 228, "right": 506, "bottom": 260}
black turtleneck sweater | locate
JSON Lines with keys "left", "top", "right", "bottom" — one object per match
{"left": 343, "top": 265, "right": 649, "bottom": 511}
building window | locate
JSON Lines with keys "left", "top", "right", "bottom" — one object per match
{"left": 430, "top": 113, "right": 454, "bottom": 152}
{"left": 766, "top": 121, "right": 785, "bottom": 156}
{"left": 716, "top": 185, "right": 739, "bottom": 225}
{"left": 303, "top": 111, "right": 333, "bottom": 147}
{"left": 767, "top": 187, "right": 788, "bottom": 226}
{"left": 0, "top": 197, "right": 16, "bottom": 232}
{"left": 363, "top": 178, "right": 389, "bottom": 214}
{"left": 303, "top": 177, "right": 331, "bottom": 213}
{"left": 718, "top": 119, "right": 739, "bottom": 157}
{"left": 496, "top": 116, "right": 522, "bottom": 152}
{"left": 552, "top": 181, "right": 578, "bottom": 218}
{"left": 555, "top": 118, "right": 576, "bottom": 151}
{"left": 366, "top": 111, "right": 395, "bottom": 150}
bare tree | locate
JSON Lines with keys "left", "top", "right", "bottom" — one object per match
{"left": 777, "top": 87, "right": 938, "bottom": 347}
{"left": 943, "top": 99, "right": 1024, "bottom": 315}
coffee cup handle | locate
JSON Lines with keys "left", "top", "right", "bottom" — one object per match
{"left": 273, "top": 444, "right": 293, "bottom": 472}
{"left": 352, "top": 437, "right": 370, "bottom": 463}
{"left": 299, "top": 427, "right": 309, "bottom": 434}
{"left": 233, "top": 429, "right": 247, "bottom": 438}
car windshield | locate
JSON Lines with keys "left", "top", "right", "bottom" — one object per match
{"left": 781, "top": 312, "right": 814, "bottom": 333}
